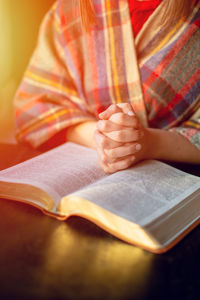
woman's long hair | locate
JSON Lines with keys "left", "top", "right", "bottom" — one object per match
{"left": 161, "top": 0, "right": 194, "bottom": 27}
{"left": 77, "top": 0, "right": 97, "bottom": 30}
{"left": 77, "top": 0, "right": 195, "bottom": 31}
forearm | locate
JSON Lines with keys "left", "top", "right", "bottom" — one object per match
{"left": 66, "top": 121, "right": 97, "bottom": 149}
{"left": 147, "top": 128, "right": 200, "bottom": 164}
{"left": 66, "top": 119, "right": 200, "bottom": 166}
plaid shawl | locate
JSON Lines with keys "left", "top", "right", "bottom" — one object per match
{"left": 15, "top": 0, "right": 200, "bottom": 149}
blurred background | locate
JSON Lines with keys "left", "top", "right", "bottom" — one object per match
{"left": 0, "top": 0, "right": 54, "bottom": 143}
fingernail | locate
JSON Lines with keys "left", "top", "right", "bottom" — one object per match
{"left": 131, "top": 156, "right": 135, "bottom": 161}
{"left": 97, "top": 120, "right": 104, "bottom": 130}
{"left": 127, "top": 111, "right": 134, "bottom": 116}
{"left": 135, "top": 144, "right": 142, "bottom": 151}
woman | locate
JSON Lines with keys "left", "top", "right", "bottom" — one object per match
{"left": 15, "top": 0, "right": 200, "bottom": 173}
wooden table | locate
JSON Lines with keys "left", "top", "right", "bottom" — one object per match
{"left": 0, "top": 143, "right": 199, "bottom": 300}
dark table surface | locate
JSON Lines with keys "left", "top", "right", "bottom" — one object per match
{"left": 0, "top": 143, "right": 199, "bottom": 300}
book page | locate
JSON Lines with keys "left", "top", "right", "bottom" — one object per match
{"left": 0, "top": 143, "right": 105, "bottom": 205}
{"left": 69, "top": 160, "right": 200, "bottom": 226}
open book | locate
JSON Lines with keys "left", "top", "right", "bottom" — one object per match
{"left": 0, "top": 142, "right": 199, "bottom": 253}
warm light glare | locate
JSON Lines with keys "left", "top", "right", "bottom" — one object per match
{"left": 0, "top": 1, "right": 15, "bottom": 141}
{"left": 39, "top": 220, "right": 154, "bottom": 297}
{"left": 0, "top": 2, "right": 12, "bottom": 86}
{"left": 0, "top": 1, "right": 54, "bottom": 142}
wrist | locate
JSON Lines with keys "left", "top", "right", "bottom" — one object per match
{"left": 144, "top": 128, "right": 165, "bottom": 160}
{"left": 142, "top": 128, "right": 156, "bottom": 160}
{"left": 67, "top": 121, "right": 97, "bottom": 149}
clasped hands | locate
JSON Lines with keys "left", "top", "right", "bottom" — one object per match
{"left": 94, "top": 103, "right": 150, "bottom": 173}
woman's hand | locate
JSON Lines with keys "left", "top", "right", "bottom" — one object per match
{"left": 94, "top": 103, "right": 150, "bottom": 173}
